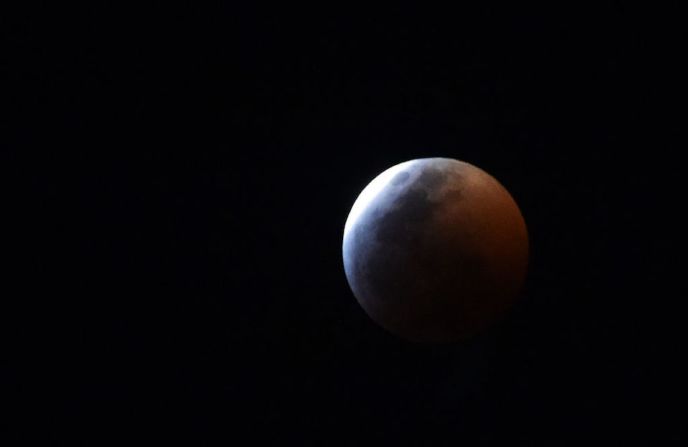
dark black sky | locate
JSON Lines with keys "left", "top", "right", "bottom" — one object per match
{"left": 5, "top": 4, "right": 686, "bottom": 444}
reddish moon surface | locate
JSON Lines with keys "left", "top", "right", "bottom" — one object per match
{"left": 342, "top": 158, "right": 528, "bottom": 342}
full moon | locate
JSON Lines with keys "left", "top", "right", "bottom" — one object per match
{"left": 342, "top": 158, "right": 528, "bottom": 342}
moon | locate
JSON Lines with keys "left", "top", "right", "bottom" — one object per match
{"left": 342, "top": 158, "right": 528, "bottom": 342}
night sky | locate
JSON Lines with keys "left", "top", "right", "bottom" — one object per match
{"left": 5, "top": 4, "right": 685, "bottom": 444}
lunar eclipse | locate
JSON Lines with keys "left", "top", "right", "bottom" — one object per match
{"left": 343, "top": 158, "right": 529, "bottom": 342}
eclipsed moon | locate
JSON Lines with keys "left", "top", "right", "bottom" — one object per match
{"left": 342, "top": 158, "right": 528, "bottom": 342}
